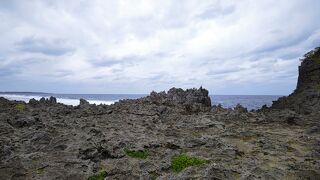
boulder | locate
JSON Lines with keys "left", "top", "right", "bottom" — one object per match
{"left": 39, "top": 97, "right": 46, "bottom": 103}
{"left": 234, "top": 104, "right": 248, "bottom": 113}
{"left": 38, "top": 97, "right": 57, "bottom": 104}
{"left": 79, "top": 98, "right": 90, "bottom": 107}
{"left": 29, "top": 98, "right": 39, "bottom": 106}
{"left": 49, "top": 96, "right": 57, "bottom": 104}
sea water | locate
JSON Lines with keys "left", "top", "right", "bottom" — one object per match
{"left": 0, "top": 92, "right": 282, "bottom": 110}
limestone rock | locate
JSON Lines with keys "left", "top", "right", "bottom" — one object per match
{"left": 146, "top": 87, "right": 212, "bottom": 112}
{"left": 272, "top": 47, "right": 320, "bottom": 114}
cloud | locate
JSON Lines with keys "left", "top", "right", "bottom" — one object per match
{"left": 15, "top": 36, "right": 74, "bottom": 56}
{"left": 0, "top": 0, "right": 319, "bottom": 94}
{"left": 196, "top": 3, "right": 235, "bottom": 19}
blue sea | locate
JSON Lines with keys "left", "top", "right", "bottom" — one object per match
{"left": 0, "top": 92, "right": 282, "bottom": 110}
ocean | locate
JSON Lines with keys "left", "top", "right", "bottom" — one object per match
{"left": 0, "top": 92, "right": 282, "bottom": 110}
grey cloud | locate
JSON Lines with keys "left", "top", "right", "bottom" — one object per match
{"left": 146, "top": 73, "right": 166, "bottom": 81}
{"left": 91, "top": 60, "right": 122, "bottom": 67}
{"left": 252, "top": 31, "right": 316, "bottom": 56}
{"left": 206, "top": 67, "right": 243, "bottom": 76}
{"left": 0, "top": 0, "right": 319, "bottom": 94}
{"left": 0, "top": 67, "right": 18, "bottom": 77}
{"left": 90, "top": 55, "right": 141, "bottom": 67}
{"left": 196, "top": 4, "right": 235, "bottom": 19}
{"left": 15, "top": 37, "right": 74, "bottom": 56}
{"left": 50, "top": 70, "right": 73, "bottom": 78}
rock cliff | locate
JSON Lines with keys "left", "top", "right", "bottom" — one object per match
{"left": 271, "top": 47, "right": 320, "bottom": 114}
{"left": 296, "top": 47, "right": 320, "bottom": 93}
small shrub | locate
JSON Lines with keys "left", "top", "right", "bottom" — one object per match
{"left": 124, "top": 149, "right": 149, "bottom": 159}
{"left": 87, "top": 171, "right": 107, "bottom": 180}
{"left": 171, "top": 154, "right": 209, "bottom": 172}
{"left": 15, "top": 104, "right": 25, "bottom": 111}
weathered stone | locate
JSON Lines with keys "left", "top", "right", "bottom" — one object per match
{"left": 7, "top": 117, "right": 36, "bottom": 128}
{"left": 49, "top": 96, "right": 57, "bottom": 104}
{"left": 29, "top": 98, "right": 39, "bottom": 106}
{"left": 145, "top": 87, "right": 211, "bottom": 112}
{"left": 272, "top": 47, "right": 320, "bottom": 114}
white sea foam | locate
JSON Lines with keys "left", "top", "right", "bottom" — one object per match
{"left": 0, "top": 94, "right": 117, "bottom": 106}
{"left": 0, "top": 94, "right": 43, "bottom": 102}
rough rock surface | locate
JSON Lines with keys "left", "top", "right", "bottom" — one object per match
{"left": 144, "top": 87, "right": 212, "bottom": 113}
{"left": 0, "top": 49, "right": 320, "bottom": 180}
{"left": 271, "top": 47, "right": 320, "bottom": 114}
{"left": 296, "top": 47, "right": 320, "bottom": 93}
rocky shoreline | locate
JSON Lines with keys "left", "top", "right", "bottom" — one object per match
{"left": 0, "top": 48, "right": 319, "bottom": 179}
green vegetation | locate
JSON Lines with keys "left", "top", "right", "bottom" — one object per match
{"left": 15, "top": 104, "right": 25, "bottom": 111}
{"left": 171, "top": 154, "right": 209, "bottom": 172}
{"left": 149, "top": 171, "right": 159, "bottom": 180}
{"left": 315, "top": 84, "right": 320, "bottom": 92}
{"left": 124, "top": 149, "right": 149, "bottom": 159}
{"left": 36, "top": 168, "right": 45, "bottom": 175}
{"left": 191, "top": 131, "right": 202, "bottom": 137}
{"left": 87, "top": 171, "right": 107, "bottom": 180}
{"left": 314, "top": 57, "right": 320, "bottom": 64}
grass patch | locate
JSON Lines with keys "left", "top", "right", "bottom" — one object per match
{"left": 15, "top": 104, "right": 25, "bottom": 111}
{"left": 87, "top": 171, "right": 107, "bottom": 180}
{"left": 171, "top": 154, "right": 209, "bottom": 172}
{"left": 124, "top": 149, "right": 149, "bottom": 159}
{"left": 191, "top": 131, "right": 202, "bottom": 137}
{"left": 36, "top": 168, "right": 45, "bottom": 175}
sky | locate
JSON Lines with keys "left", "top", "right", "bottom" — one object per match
{"left": 0, "top": 0, "right": 319, "bottom": 95}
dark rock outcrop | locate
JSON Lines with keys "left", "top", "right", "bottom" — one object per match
{"left": 38, "top": 97, "right": 58, "bottom": 105}
{"left": 296, "top": 47, "right": 320, "bottom": 93}
{"left": 271, "top": 47, "right": 320, "bottom": 114}
{"left": 144, "top": 87, "right": 212, "bottom": 113}
{"left": 79, "top": 98, "right": 89, "bottom": 106}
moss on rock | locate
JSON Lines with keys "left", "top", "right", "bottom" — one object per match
{"left": 171, "top": 154, "right": 209, "bottom": 172}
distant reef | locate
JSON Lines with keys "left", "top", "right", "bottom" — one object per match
{"left": 0, "top": 48, "right": 319, "bottom": 179}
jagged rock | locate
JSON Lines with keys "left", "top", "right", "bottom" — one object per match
{"left": 234, "top": 104, "right": 248, "bottom": 113}
{"left": 29, "top": 98, "right": 39, "bottom": 106}
{"left": 39, "top": 97, "right": 46, "bottom": 103}
{"left": 38, "top": 97, "right": 57, "bottom": 105}
{"left": 7, "top": 117, "right": 36, "bottom": 128}
{"left": 79, "top": 98, "right": 89, "bottom": 107}
{"left": 296, "top": 47, "right": 320, "bottom": 93}
{"left": 272, "top": 47, "right": 320, "bottom": 114}
{"left": 146, "top": 87, "right": 211, "bottom": 112}
{"left": 305, "top": 126, "right": 320, "bottom": 134}
{"left": 49, "top": 96, "right": 57, "bottom": 104}
{"left": 78, "top": 143, "right": 124, "bottom": 162}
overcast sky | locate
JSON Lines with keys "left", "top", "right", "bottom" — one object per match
{"left": 0, "top": 0, "right": 319, "bottom": 94}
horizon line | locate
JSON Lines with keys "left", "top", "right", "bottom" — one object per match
{"left": 0, "top": 91, "right": 286, "bottom": 96}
